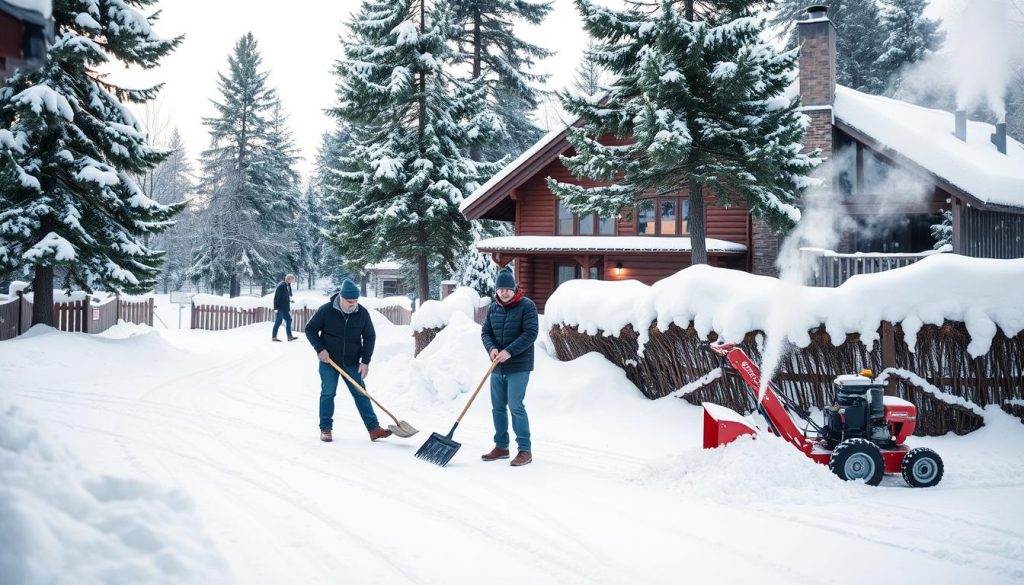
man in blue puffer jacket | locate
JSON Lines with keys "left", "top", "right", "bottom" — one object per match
{"left": 480, "top": 266, "right": 538, "bottom": 467}
{"left": 304, "top": 278, "right": 391, "bottom": 443}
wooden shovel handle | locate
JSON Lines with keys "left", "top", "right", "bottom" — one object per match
{"left": 326, "top": 358, "right": 400, "bottom": 425}
{"left": 455, "top": 360, "right": 500, "bottom": 424}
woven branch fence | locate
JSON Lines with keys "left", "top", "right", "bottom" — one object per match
{"left": 548, "top": 321, "right": 1023, "bottom": 436}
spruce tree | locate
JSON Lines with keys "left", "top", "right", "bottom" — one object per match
{"left": 551, "top": 0, "right": 819, "bottom": 265}
{"left": 190, "top": 33, "right": 296, "bottom": 297}
{"left": 149, "top": 129, "right": 197, "bottom": 293}
{"left": 877, "top": 0, "right": 943, "bottom": 96}
{"left": 450, "top": 0, "right": 553, "bottom": 160}
{"left": 327, "top": 0, "right": 502, "bottom": 302}
{"left": 572, "top": 40, "right": 612, "bottom": 98}
{"left": 0, "top": 0, "right": 183, "bottom": 326}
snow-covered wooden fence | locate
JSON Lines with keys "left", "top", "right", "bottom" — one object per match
{"left": 801, "top": 247, "right": 948, "bottom": 287}
{"left": 548, "top": 321, "right": 1022, "bottom": 436}
{"left": 190, "top": 304, "right": 315, "bottom": 332}
{"left": 0, "top": 291, "right": 154, "bottom": 341}
{"left": 376, "top": 305, "right": 413, "bottom": 326}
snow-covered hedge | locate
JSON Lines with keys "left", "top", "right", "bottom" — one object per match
{"left": 410, "top": 287, "right": 489, "bottom": 333}
{"left": 546, "top": 254, "right": 1024, "bottom": 359}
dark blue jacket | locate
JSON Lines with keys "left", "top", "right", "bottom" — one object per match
{"left": 273, "top": 281, "right": 292, "bottom": 312}
{"left": 481, "top": 295, "right": 538, "bottom": 374}
{"left": 304, "top": 296, "right": 376, "bottom": 366}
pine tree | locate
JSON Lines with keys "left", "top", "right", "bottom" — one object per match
{"left": 264, "top": 99, "right": 303, "bottom": 288}
{"left": 0, "top": 0, "right": 183, "bottom": 326}
{"left": 450, "top": 0, "right": 553, "bottom": 160}
{"left": 572, "top": 40, "right": 612, "bottom": 98}
{"left": 551, "top": 0, "right": 820, "bottom": 265}
{"left": 149, "top": 129, "right": 197, "bottom": 293}
{"left": 876, "top": 0, "right": 943, "bottom": 95}
{"left": 190, "top": 33, "right": 296, "bottom": 297}
{"left": 454, "top": 221, "right": 500, "bottom": 297}
{"left": 327, "top": 0, "right": 503, "bottom": 302}
{"left": 930, "top": 209, "right": 952, "bottom": 249}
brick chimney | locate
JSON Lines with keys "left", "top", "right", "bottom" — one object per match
{"left": 751, "top": 5, "right": 841, "bottom": 276}
{"left": 797, "top": 4, "right": 837, "bottom": 158}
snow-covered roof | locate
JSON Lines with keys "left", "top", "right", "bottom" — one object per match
{"left": 833, "top": 86, "right": 1024, "bottom": 210}
{"left": 460, "top": 121, "right": 575, "bottom": 214}
{"left": 366, "top": 261, "right": 401, "bottom": 271}
{"left": 476, "top": 235, "right": 747, "bottom": 254}
{"left": 1, "top": 0, "right": 51, "bottom": 23}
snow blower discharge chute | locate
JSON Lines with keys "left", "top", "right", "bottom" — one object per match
{"left": 701, "top": 342, "right": 943, "bottom": 487}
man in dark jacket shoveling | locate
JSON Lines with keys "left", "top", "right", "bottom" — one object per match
{"left": 304, "top": 279, "right": 391, "bottom": 443}
{"left": 272, "top": 274, "right": 298, "bottom": 342}
{"left": 480, "top": 266, "right": 538, "bottom": 466}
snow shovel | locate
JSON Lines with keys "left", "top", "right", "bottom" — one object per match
{"left": 326, "top": 358, "right": 418, "bottom": 438}
{"left": 415, "top": 360, "right": 499, "bottom": 467}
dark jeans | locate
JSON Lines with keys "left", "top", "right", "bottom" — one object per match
{"left": 318, "top": 362, "right": 379, "bottom": 432}
{"left": 491, "top": 370, "right": 531, "bottom": 452}
{"left": 272, "top": 310, "right": 292, "bottom": 339}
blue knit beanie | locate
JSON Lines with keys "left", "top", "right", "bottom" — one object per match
{"left": 340, "top": 279, "right": 360, "bottom": 300}
{"left": 495, "top": 267, "right": 516, "bottom": 290}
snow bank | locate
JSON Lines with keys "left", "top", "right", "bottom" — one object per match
{"left": 545, "top": 254, "right": 1024, "bottom": 358}
{"left": 191, "top": 292, "right": 324, "bottom": 311}
{"left": 359, "top": 295, "right": 412, "bottom": 310}
{"left": 410, "top": 286, "right": 489, "bottom": 332}
{"left": 0, "top": 400, "right": 227, "bottom": 584}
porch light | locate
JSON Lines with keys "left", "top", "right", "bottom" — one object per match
{"left": 615, "top": 261, "right": 623, "bottom": 276}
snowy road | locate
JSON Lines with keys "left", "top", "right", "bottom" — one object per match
{"left": 2, "top": 312, "right": 1024, "bottom": 584}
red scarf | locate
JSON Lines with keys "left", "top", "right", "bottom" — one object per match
{"left": 495, "top": 289, "right": 523, "bottom": 308}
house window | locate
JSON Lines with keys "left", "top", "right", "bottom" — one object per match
{"left": 555, "top": 262, "right": 603, "bottom": 287}
{"left": 381, "top": 279, "right": 398, "bottom": 297}
{"left": 638, "top": 197, "right": 689, "bottom": 235}
{"left": 556, "top": 200, "right": 616, "bottom": 236}
{"left": 557, "top": 201, "right": 574, "bottom": 234}
{"left": 579, "top": 212, "right": 595, "bottom": 235}
{"left": 637, "top": 199, "right": 656, "bottom": 234}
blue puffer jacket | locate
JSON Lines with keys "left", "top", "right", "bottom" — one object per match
{"left": 481, "top": 294, "right": 539, "bottom": 374}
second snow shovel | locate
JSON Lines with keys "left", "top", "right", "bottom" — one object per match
{"left": 327, "top": 358, "right": 418, "bottom": 438}
{"left": 415, "top": 360, "right": 499, "bottom": 467}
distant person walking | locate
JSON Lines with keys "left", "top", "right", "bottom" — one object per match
{"left": 480, "top": 266, "right": 538, "bottom": 467}
{"left": 272, "top": 274, "right": 298, "bottom": 342}
{"left": 304, "top": 279, "right": 391, "bottom": 443}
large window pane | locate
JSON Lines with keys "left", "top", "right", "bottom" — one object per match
{"left": 555, "top": 264, "right": 580, "bottom": 287}
{"left": 598, "top": 215, "right": 615, "bottom": 235}
{"left": 557, "top": 201, "right": 574, "bottom": 234}
{"left": 680, "top": 199, "right": 690, "bottom": 235}
{"left": 660, "top": 199, "right": 677, "bottom": 235}
{"left": 579, "top": 213, "right": 595, "bottom": 235}
{"left": 637, "top": 199, "right": 655, "bottom": 235}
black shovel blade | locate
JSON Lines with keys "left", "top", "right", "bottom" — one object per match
{"left": 414, "top": 431, "right": 461, "bottom": 467}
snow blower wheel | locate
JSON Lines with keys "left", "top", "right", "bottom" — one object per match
{"left": 829, "top": 438, "right": 885, "bottom": 486}
{"left": 901, "top": 447, "right": 944, "bottom": 488}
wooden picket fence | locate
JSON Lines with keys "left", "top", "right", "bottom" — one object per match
{"left": 0, "top": 292, "right": 154, "bottom": 341}
{"left": 376, "top": 305, "right": 413, "bottom": 326}
{"left": 190, "top": 304, "right": 316, "bottom": 332}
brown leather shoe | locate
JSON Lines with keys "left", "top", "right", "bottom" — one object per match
{"left": 320, "top": 430, "right": 332, "bottom": 442}
{"left": 510, "top": 451, "right": 532, "bottom": 466}
{"left": 481, "top": 447, "right": 510, "bottom": 461}
{"left": 368, "top": 427, "right": 392, "bottom": 441}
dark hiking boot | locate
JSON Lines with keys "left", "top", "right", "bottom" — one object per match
{"left": 369, "top": 427, "right": 392, "bottom": 441}
{"left": 272, "top": 338, "right": 282, "bottom": 342}
{"left": 287, "top": 336, "right": 299, "bottom": 341}
{"left": 510, "top": 451, "right": 532, "bottom": 467}
{"left": 320, "top": 430, "right": 332, "bottom": 442}
{"left": 481, "top": 447, "right": 510, "bottom": 461}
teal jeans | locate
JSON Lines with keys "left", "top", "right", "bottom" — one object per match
{"left": 490, "top": 371, "right": 531, "bottom": 452}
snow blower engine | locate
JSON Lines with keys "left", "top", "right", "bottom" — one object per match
{"left": 700, "top": 342, "right": 943, "bottom": 487}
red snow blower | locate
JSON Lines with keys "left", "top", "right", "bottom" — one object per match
{"left": 701, "top": 342, "right": 943, "bottom": 487}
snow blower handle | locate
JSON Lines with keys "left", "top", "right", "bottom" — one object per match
{"left": 454, "top": 360, "right": 500, "bottom": 425}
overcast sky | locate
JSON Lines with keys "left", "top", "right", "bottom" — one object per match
{"left": 105, "top": 0, "right": 609, "bottom": 182}
{"left": 107, "top": 0, "right": 959, "bottom": 184}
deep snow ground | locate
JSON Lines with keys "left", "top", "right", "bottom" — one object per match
{"left": 2, "top": 307, "right": 1023, "bottom": 584}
